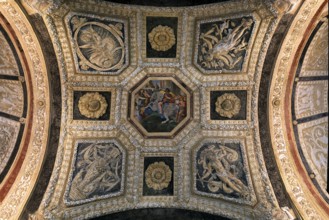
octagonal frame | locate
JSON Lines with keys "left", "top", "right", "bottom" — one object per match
{"left": 128, "top": 75, "right": 193, "bottom": 138}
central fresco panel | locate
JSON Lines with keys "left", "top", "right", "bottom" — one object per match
{"left": 128, "top": 76, "right": 192, "bottom": 138}
{"left": 43, "top": 0, "right": 279, "bottom": 219}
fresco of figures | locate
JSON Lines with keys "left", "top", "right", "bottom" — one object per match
{"left": 133, "top": 80, "right": 187, "bottom": 133}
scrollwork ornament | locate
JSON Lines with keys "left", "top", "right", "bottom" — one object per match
{"left": 215, "top": 93, "right": 241, "bottom": 118}
{"left": 148, "top": 25, "right": 176, "bottom": 52}
{"left": 78, "top": 92, "right": 108, "bottom": 119}
{"left": 145, "top": 161, "right": 172, "bottom": 190}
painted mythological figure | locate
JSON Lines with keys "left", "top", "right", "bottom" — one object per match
{"left": 197, "top": 144, "right": 249, "bottom": 198}
{"left": 69, "top": 143, "right": 122, "bottom": 201}
{"left": 133, "top": 80, "right": 187, "bottom": 132}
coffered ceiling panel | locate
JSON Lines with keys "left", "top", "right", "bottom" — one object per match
{"left": 39, "top": 0, "right": 281, "bottom": 219}
{"left": 1, "top": 0, "right": 328, "bottom": 220}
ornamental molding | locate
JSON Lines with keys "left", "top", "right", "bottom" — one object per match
{"left": 268, "top": 0, "right": 328, "bottom": 219}
{"left": 0, "top": 2, "right": 50, "bottom": 219}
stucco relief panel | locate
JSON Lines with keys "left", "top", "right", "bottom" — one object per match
{"left": 0, "top": 117, "right": 20, "bottom": 176}
{"left": 295, "top": 80, "right": 328, "bottom": 119}
{"left": 65, "top": 140, "right": 126, "bottom": 205}
{"left": 297, "top": 117, "right": 328, "bottom": 192}
{"left": 300, "top": 19, "right": 328, "bottom": 77}
{"left": 66, "top": 13, "right": 129, "bottom": 75}
{"left": 194, "top": 15, "right": 255, "bottom": 74}
{"left": 0, "top": 79, "right": 24, "bottom": 117}
{"left": 0, "top": 29, "right": 19, "bottom": 76}
{"left": 192, "top": 139, "right": 256, "bottom": 205}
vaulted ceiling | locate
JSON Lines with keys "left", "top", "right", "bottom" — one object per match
{"left": 0, "top": 0, "right": 328, "bottom": 219}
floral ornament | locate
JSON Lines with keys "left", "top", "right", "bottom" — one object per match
{"left": 215, "top": 93, "right": 241, "bottom": 118}
{"left": 145, "top": 161, "right": 172, "bottom": 190}
{"left": 78, "top": 92, "right": 108, "bottom": 119}
{"left": 148, "top": 25, "right": 176, "bottom": 52}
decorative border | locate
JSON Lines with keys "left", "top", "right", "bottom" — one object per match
{"left": 0, "top": 2, "right": 50, "bottom": 219}
{"left": 64, "top": 139, "right": 126, "bottom": 206}
{"left": 268, "top": 0, "right": 328, "bottom": 219}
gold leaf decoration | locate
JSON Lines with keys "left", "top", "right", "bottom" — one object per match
{"left": 145, "top": 161, "right": 172, "bottom": 190}
{"left": 78, "top": 92, "right": 108, "bottom": 119}
{"left": 215, "top": 93, "right": 241, "bottom": 118}
{"left": 148, "top": 25, "right": 176, "bottom": 52}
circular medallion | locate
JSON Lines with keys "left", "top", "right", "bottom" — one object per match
{"left": 148, "top": 25, "right": 176, "bottom": 52}
{"left": 78, "top": 92, "right": 108, "bottom": 119}
{"left": 145, "top": 161, "right": 172, "bottom": 190}
{"left": 215, "top": 93, "right": 241, "bottom": 118}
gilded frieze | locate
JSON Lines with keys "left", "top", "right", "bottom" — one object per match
{"left": 0, "top": 2, "right": 50, "bottom": 219}
{"left": 269, "top": 0, "right": 328, "bottom": 219}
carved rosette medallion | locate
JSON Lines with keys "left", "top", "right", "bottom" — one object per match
{"left": 196, "top": 16, "right": 254, "bottom": 73}
{"left": 78, "top": 92, "right": 108, "bottom": 119}
{"left": 145, "top": 161, "right": 172, "bottom": 190}
{"left": 69, "top": 15, "right": 127, "bottom": 74}
{"left": 148, "top": 25, "right": 176, "bottom": 52}
{"left": 215, "top": 93, "right": 241, "bottom": 118}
